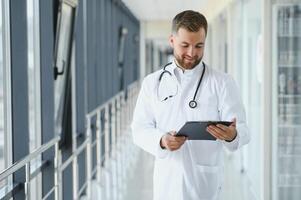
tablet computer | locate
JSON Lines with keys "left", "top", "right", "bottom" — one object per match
{"left": 176, "top": 121, "right": 232, "bottom": 140}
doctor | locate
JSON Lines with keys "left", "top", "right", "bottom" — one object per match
{"left": 131, "top": 10, "right": 250, "bottom": 200}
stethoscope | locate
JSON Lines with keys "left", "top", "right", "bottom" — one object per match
{"left": 158, "top": 61, "right": 206, "bottom": 109}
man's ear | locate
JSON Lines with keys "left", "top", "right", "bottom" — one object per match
{"left": 169, "top": 35, "right": 174, "bottom": 48}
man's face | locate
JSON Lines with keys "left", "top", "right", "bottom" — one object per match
{"left": 169, "top": 27, "right": 206, "bottom": 69}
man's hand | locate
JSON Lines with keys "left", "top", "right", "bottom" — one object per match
{"left": 160, "top": 131, "right": 187, "bottom": 151}
{"left": 206, "top": 118, "right": 237, "bottom": 142}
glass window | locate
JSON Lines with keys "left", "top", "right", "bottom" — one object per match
{"left": 228, "top": 0, "right": 263, "bottom": 197}
{"left": 54, "top": 2, "right": 73, "bottom": 132}
{"left": 241, "top": 0, "right": 263, "bottom": 194}
{"left": 273, "top": 4, "right": 301, "bottom": 200}
{"left": 27, "top": 0, "right": 41, "bottom": 157}
{"left": 0, "top": 0, "right": 12, "bottom": 195}
{"left": 27, "top": 0, "right": 42, "bottom": 199}
{"left": 0, "top": 0, "right": 5, "bottom": 177}
{"left": 209, "top": 0, "right": 263, "bottom": 198}
{"left": 54, "top": 1, "right": 76, "bottom": 139}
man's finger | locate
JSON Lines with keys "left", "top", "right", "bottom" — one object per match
{"left": 174, "top": 136, "right": 186, "bottom": 142}
{"left": 208, "top": 125, "right": 226, "bottom": 135}
{"left": 169, "top": 131, "right": 177, "bottom": 136}
{"left": 231, "top": 118, "right": 236, "bottom": 127}
{"left": 216, "top": 124, "right": 228, "bottom": 131}
{"left": 168, "top": 139, "right": 185, "bottom": 145}
{"left": 208, "top": 130, "right": 223, "bottom": 140}
{"left": 168, "top": 139, "right": 186, "bottom": 150}
{"left": 169, "top": 144, "right": 181, "bottom": 151}
{"left": 207, "top": 126, "right": 226, "bottom": 140}
{"left": 211, "top": 131, "right": 226, "bottom": 140}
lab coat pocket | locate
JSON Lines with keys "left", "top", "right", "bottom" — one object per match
{"left": 194, "top": 165, "right": 221, "bottom": 199}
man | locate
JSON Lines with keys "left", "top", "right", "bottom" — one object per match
{"left": 131, "top": 10, "right": 250, "bottom": 200}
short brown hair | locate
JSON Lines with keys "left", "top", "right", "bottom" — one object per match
{"left": 172, "top": 10, "right": 208, "bottom": 35}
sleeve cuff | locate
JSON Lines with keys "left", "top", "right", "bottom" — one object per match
{"left": 222, "top": 132, "right": 240, "bottom": 151}
{"left": 155, "top": 132, "right": 169, "bottom": 159}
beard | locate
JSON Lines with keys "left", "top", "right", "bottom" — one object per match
{"left": 174, "top": 53, "right": 202, "bottom": 70}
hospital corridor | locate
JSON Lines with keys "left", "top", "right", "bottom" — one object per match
{"left": 0, "top": 0, "right": 300, "bottom": 199}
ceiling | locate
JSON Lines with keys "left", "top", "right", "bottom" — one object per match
{"left": 121, "top": 0, "right": 208, "bottom": 21}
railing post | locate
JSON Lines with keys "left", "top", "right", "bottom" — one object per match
{"left": 117, "top": 95, "right": 122, "bottom": 198}
{"left": 119, "top": 94, "right": 123, "bottom": 140}
{"left": 86, "top": 117, "right": 92, "bottom": 199}
{"left": 25, "top": 163, "right": 31, "bottom": 200}
{"left": 117, "top": 95, "right": 121, "bottom": 144}
{"left": 111, "top": 100, "right": 118, "bottom": 200}
{"left": 96, "top": 111, "right": 102, "bottom": 185}
{"left": 120, "top": 93, "right": 126, "bottom": 190}
{"left": 128, "top": 87, "right": 131, "bottom": 124}
{"left": 104, "top": 105, "right": 110, "bottom": 162}
{"left": 54, "top": 141, "right": 60, "bottom": 200}
{"left": 72, "top": 152, "right": 79, "bottom": 199}
{"left": 111, "top": 100, "right": 116, "bottom": 154}
{"left": 104, "top": 104, "right": 112, "bottom": 200}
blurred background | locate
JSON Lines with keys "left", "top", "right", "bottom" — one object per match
{"left": 0, "top": 0, "right": 300, "bottom": 199}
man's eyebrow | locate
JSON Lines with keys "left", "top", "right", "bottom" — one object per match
{"left": 180, "top": 42, "right": 204, "bottom": 46}
{"left": 181, "top": 42, "right": 204, "bottom": 44}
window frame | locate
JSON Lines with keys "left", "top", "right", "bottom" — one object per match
{"left": 0, "top": 0, "right": 13, "bottom": 193}
{"left": 53, "top": 0, "right": 78, "bottom": 140}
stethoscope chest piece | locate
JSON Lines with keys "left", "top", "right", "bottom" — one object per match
{"left": 189, "top": 100, "right": 197, "bottom": 108}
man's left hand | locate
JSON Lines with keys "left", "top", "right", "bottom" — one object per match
{"left": 206, "top": 118, "right": 237, "bottom": 142}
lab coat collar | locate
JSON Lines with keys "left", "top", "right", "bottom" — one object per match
{"left": 163, "top": 60, "right": 177, "bottom": 75}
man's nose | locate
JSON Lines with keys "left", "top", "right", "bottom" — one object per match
{"left": 187, "top": 46, "right": 194, "bottom": 57}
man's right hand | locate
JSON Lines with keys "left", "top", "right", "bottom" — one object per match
{"left": 160, "top": 131, "right": 187, "bottom": 151}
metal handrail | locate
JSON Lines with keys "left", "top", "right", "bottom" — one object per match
{"left": 0, "top": 136, "right": 60, "bottom": 181}
{"left": 0, "top": 81, "right": 141, "bottom": 200}
{"left": 86, "top": 91, "right": 125, "bottom": 118}
{"left": 82, "top": 81, "right": 140, "bottom": 199}
{"left": 60, "top": 137, "right": 89, "bottom": 172}
{"left": 86, "top": 81, "right": 139, "bottom": 118}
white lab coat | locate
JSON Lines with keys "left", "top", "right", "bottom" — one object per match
{"left": 131, "top": 61, "right": 250, "bottom": 200}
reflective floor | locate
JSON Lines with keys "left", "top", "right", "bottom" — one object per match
{"left": 88, "top": 142, "right": 257, "bottom": 200}
{"left": 124, "top": 150, "right": 153, "bottom": 200}
{"left": 123, "top": 150, "right": 256, "bottom": 200}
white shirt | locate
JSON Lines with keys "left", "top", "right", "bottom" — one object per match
{"left": 131, "top": 61, "right": 250, "bottom": 200}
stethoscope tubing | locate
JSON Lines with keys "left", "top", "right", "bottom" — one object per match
{"left": 158, "top": 62, "right": 206, "bottom": 109}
